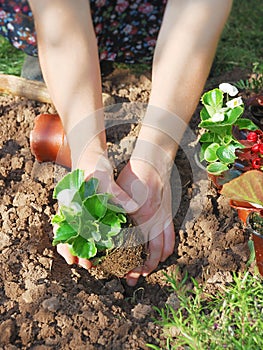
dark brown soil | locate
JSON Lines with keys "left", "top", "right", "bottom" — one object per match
{"left": 0, "top": 67, "right": 256, "bottom": 349}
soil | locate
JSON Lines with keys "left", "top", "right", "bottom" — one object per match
{"left": 0, "top": 67, "right": 258, "bottom": 349}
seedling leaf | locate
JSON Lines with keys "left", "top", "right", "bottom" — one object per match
{"left": 52, "top": 222, "right": 78, "bottom": 245}
{"left": 53, "top": 169, "right": 84, "bottom": 198}
{"left": 71, "top": 236, "right": 97, "bottom": 258}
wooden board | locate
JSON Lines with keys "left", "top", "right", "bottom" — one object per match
{"left": 0, "top": 74, "right": 52, "bottom": 104}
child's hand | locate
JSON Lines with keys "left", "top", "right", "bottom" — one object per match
{"left": 117, "top": 158, "right": 175, "bottom": 286}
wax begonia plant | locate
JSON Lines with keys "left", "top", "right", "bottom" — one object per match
{"left": 199, "top": 83, "right": 258, "bottom": 177}
{"left": 52, "top": 169, "right": 127, "bottom": 260}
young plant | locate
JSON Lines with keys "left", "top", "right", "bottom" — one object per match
{"left": 199, "top": 83, "right": 258, "bottom": 175}
{"left": 52, "top": 169, "right": 127, "bottom": 260}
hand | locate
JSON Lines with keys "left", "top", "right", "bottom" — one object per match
{"left": 55, "top": 152, "right": 138, "bottom": 269}
{"left": 117, "top": 158, "right": 175, "bottom": 286}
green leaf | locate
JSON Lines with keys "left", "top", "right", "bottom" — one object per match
{"left": 199, "top": 132, "right": 219, "bottom": 143}
{"left": 53, "top": 169, "right": 84, "bottom": 199}
{"left": 52, "top": 222, "right": 78, "bottom": 245}
{"left": 100, "top": 212, "right": 123, "bottom": 237}
{"left": 199, "top": 143, "right": 209, "bottom": 162}
{"left": 78, "top": 177, "right": 99, "bottom": 200}
{"left": 204, "top": 143, "right": 220, "bottom": 162}
{"left": 96, "top": 237, "right": 114, "bottom": 251}
{"left": 202, "top": 88, "right": 223, "bottom": 108}
{"left": 51, "top": 212, "right": 65, "bottom": 224}
{"left": 71, "top": 236, "right": 97, "bottom": 259}
{"left": 201, "top": 89, "right": 223, "bottom": 116}
{"left": 222, "top": 135, "right": 233, "bottom": 145}
{"left": 234, "top": 118, "right": 259, "bottom": 130}
{"left": 216, "top": 144, "right": 237, "bottom": 164}
{"left": 83, "top": 194, "right": 109, "bottom": 219}
{"left": 207, "top": 162, "right": 229, "bottom": 175}
{"left": 225, "top": 106, "right": 244, "bottom": 125}
{"left": 79, "top": 219, "right": 100, "bottom": 241}
{"left": 200, "top": 107, "right": 211, "bottom": 121}
{"left": 107, "top": 202, "right": 126, "bottom": 214}
{"left": 60, "top": 205, "right": 81, "bottom": 232}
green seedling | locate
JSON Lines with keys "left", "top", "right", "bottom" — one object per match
{"left": 52, "top": 169, "right": 127, "bottom": 260}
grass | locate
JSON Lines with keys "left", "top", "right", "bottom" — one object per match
{"left": 214, "top": 0, "right": 263, "bottom": 75}
{"left": 0, "top": 36, "right": 25, "bottom": 75}
{"left": 147, "top": 271, "right": 263, "bottom": 350}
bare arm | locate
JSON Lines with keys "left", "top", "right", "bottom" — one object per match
{"left": 28, "top": 0, "right": 106, "bottom": 171}
{"left": 140, "top": 0, "right": 233, "bottom": 158}
{"left": 121, "top": 0, "right": 233, "bottom": 286}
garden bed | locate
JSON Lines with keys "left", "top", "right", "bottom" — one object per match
{"left": 0, "top": 67, "right": 255, "bottom": 349}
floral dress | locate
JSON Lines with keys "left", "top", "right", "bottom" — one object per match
{"left": 0, "top": 0, "right": 167, "bottom": 63}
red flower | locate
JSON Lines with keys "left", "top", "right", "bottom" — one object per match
{"left": 252, "top": 158, "right": 262, "bottom": 169}
{"left": 247, "top": 131, "right": 258, "bottom": 142}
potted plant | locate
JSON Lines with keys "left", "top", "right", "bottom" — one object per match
{"left": 198, "top": 83, "right": 258, "bottom": 185}
{"left": 199, "top": 83, "right": 263, "bottom": 275}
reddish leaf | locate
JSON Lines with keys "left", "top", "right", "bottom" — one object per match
{"left": 221, "top": 170, "right": 263, "bottom": 206}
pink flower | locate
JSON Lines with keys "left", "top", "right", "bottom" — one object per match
{"left": 95, "top": 23, "right": 103, "bottom": 34}
{"left": 13, "top": 5, "right": 21, "bottom": 13}
{"left": 146, "top": 37, "right": 156, "bottom": 46}
{"left": 115, "top": 0, "right": 129, "bottom": 13}
{"left": 27, "top": 35, "right": 36, "bottom": 45}
{"left": 100, "top": 51, "right": 108, "bottom": 60}
{"left": 0, "top": 10, "right": 7, "bottom": 19}
{"left": 108, "top": 52, "right": 117, "bottom": 61}
{"left": 138, "top": 3, "right": 154, "bottom": 14}
{"left": 95, "top": 0, "right": 106, "bottom": 7}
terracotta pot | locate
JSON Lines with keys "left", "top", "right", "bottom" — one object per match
{"left": 207, "top": 173, "right": 222, "bottom": 190}
{"left": 30, "top": 114, "right": 72, "bottom": 168}
{"left": 247, "top": 212, "right": 263, "bottom": 276}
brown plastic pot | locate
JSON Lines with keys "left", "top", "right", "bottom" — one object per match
{"left": 247, "top": 212, "right": 263, "bottom": 276}
{"left": 207, "top": 173, "right": 223, "bottom": 190}
{"left": 30, "top": 114, "right": 72, "bottom": 168}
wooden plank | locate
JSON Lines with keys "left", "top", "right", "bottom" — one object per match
{"left": 0, "top": 74, "right": 52, "bottom": 103}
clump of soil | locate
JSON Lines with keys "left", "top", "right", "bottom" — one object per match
{"left": 91, "top": 226, "right": 146, "bottom": 278}
{"left": 0, "top": 67, "right": 256, "bottom": 349}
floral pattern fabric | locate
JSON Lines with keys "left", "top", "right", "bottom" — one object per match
{"left": 0, "top": 0, "right": 167, "bottom": 63}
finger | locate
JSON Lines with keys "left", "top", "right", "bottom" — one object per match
{"left": 110, "top": 182, "right": 139, "bottom": 213}
{"left": 142, "top": 229, "right": 164, "bottom": 277}
{"left": 77, "top": 257, "right": 93, "bottom": 269}
{"left": 160, "top": 219, "right": 175, "bottom": 262}
{"left": 126, "top": 266, "right": 143, "bottom": 287}
{"left": 57, "top": 244, "right": 78, "bottom": 265}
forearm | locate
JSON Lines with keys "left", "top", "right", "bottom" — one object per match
{"left": 29, "top": 0, "right": 106, "bottom": 167}
{"left": 138, "top": 0, "right": 233, "bottom": 160}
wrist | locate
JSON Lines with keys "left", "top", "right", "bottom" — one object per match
{"left": 136, "top": 104, "right": 190, "bottom": 160}
{"left": 132, "top": 139, "right": 174, "bottom": 179}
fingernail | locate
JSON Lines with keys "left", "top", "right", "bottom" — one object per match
{"left": 126, "top": 278, "right": 138, "bottom": 287}
{"left": 125, "top": 200, "right": 138, "bottom": 212}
